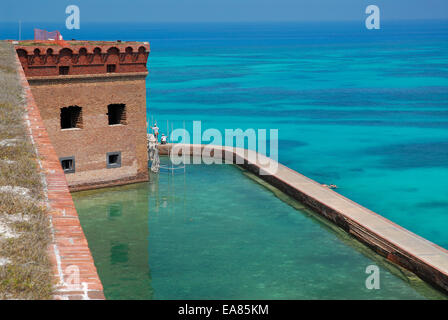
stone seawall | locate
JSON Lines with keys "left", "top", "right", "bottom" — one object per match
{"left": 158, "top": 143, "right": 448, "bottom": 294}
{"left": 15, "top": 52, "right": 105, "bottom": 300}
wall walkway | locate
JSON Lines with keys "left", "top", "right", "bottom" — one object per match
{"left": 15, "top": 52, "right": 105, "bottom": 300}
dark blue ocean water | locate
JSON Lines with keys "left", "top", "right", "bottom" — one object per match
{"left": 2, "top": 21, "right": 448, "bottom": 250}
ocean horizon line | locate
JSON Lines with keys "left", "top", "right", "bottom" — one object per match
{"left": 2, "top": 18, "right": 448, "bottom": 25}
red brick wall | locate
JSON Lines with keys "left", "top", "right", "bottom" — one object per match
{"left": 28, "top": 73, "right": 149, "bottom": 191}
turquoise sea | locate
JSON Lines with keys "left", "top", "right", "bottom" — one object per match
{"left": 2, "top": 20, "right": 448, "bottom": 298}
{"left": 83, "top": 20, "right": 448, "bottom": 250}
{"left": 145, "top": 21, "right": 448, "bottom": 249}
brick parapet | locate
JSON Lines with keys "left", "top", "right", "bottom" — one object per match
{"left": 15, "top": 41, "right": 150, "bottom": 77}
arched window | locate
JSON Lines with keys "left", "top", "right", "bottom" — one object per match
{"left": 59, "top": 48, "right": 73, "bottom": 57}
{"left": 107, "top": 47, "right": 119, "bottom": 55}
{"left": 16, "top": 49, "right": 27, "bottom": 58}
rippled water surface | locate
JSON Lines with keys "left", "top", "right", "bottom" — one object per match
{"left": 73, "top": 164, "right": 444, "bottom": 299}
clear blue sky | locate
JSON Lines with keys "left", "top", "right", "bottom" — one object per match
{"left": 1, "top": 0, "right": 447, "bottom": 23}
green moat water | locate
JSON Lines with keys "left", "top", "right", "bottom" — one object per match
{"left": 73, "top": 163, "right": 445, "bottom": 299}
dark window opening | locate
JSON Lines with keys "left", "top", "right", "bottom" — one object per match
{"left": 107, "top": 64, "right": 116, "bottom": 73}
{"left": 61, "top": 159, "right": 72, "bottom": 170}
{"left": 60, "top": 106, "right": 82, "bottom": 129}
{"left": 107, "top": 151, "right": 121, "bottom": 169}
{"left": 60, "top": 156, "right": 75, "bottom": 174}
{"left": 59, "top": 66, "right": 69, "bottom": 75}
{"left": 107, "top": 104, "right": 126, "bottom": 125}
{"left": 109, "top": 154, "right": 119, "bottom": 164}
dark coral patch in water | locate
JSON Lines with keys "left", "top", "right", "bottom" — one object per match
{"left": 416, "top": 201, "right": 448, "bottom": 209}
{"left": 366, "top": 141, "right": 448, "bottom": 169}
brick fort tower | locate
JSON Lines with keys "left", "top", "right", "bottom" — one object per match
{"left": 15, "top": 40, "right": 150, "bottom": 191}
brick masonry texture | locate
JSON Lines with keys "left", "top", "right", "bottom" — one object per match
{"left": 15, "top": 52, "right": 105, "bottom": 300}
{"left": 15, "top": 41, "right": 150, "bottom": 191}
{"left": 28, "top": 73, "right": 149, "bottom": 191}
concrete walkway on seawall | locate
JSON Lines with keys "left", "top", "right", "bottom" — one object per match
{"left": 158, "top": 143, "right": 448, "bottom": 294}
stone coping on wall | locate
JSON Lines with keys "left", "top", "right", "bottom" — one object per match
{"left": 15, "top": 52, "right": 105, "bottom": 300}
{"left": 158, "top": 143, "right": 448, "bottom": 295}
{"left": 26, "top": 71, "right": 149, "bottom": 84}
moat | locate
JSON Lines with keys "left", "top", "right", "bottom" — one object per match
{"left": 72, "top": 161, "right": 444, "bottom": 300}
